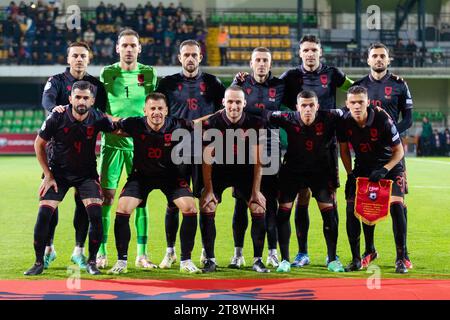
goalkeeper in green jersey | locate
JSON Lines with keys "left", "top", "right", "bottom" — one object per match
{"left": 97, "top": 29, "right": 157, "bottom": 269}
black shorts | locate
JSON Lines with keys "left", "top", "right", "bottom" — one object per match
{"left": 348, "top": 167, "right": 406, "bottom": 201}
{"left": 120, "top": 174, "right": 193, "bottom": 203}
{"left": 278, "top": 166, "right": 336, "bottom": 204}
{"left": 40, "top": 174, "right": 102, "bottom": 201}
{"left": 232, "top": 173, "right": 278, "bottom": 201}
{"left": 210, "top": 170, "right": 254, "bottom": 203}
{"left": 178, "top": 163, "right": 203, "bottom": 199}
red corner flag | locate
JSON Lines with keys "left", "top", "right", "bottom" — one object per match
{"left": 355, "top": 177, "right": 393, "bottom": 225}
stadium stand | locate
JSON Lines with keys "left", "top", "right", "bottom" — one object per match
{"left": 0, "top": 1, "right": 205, "bottom": 66}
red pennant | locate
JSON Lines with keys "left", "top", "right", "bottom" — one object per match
{"left": 355, "top": 177, "right": 393, "bottom": 225}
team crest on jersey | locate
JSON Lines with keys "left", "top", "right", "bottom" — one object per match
{"left": 269, "top": 88, "right": 276, "bottom": 101}
{"left": 294, "top": 126, "right": 301, "bottom": 133}
{"left": 63, "top": 127, "right": 69, "bottom": 134}
{"left": 137, "top": 74, "right": 145, "bottom": 86}
{"left": 320, "top": 74, "right": 328, "bottom": 88}
{"left": 178, "top": 83, "right": 183, "bottom": 91}
{"left": 164, "top": 133, "right": 172, "bottom": 146}
{"left": 315, "top": 122, "right": 324, "bottom": 136}
{"left": 86, "top": 126, "right": 95, "bottom": 139}
{"left": 370, "top": 128, "right": 378, "bottom": 141}
{"left": 66, "top": 85, "right": 72, "bottom": 92}
{"left": 246, "top": 88, "right": 252, "bottom": 95}
{"left": 200, "top": 82, "right": 206, "bottom": 94}
{"left": 347, "top": 129, "right": 352, "bottom": 136}
{"left": 384, "top": 86, "right": 392, "bottom": 99}
{"left": 140, "top": 134, "right": 146, "bottom": 141}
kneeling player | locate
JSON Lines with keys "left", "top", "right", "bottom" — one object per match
{"left": 252, "top": 90, "right": 344, "bottom": 272}
{"left": 200, "top": 86, "right": 267, "bottom": 273}
{"left": 25, "top": 81, "right": 116, "bottom": 276}
{"left": 108, "top": 93, "right": 201, "bottom": 274}
{"left": 338, "top": 86, "right": 408, "bottom": 274}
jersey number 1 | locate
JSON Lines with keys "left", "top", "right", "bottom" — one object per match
{"left": 125, "top": 86, "right": 129, "bottom": 98}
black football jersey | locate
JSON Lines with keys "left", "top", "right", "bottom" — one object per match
{"left": 337, "top": 107, "right": 403, "bottom": 172}
{"left": 280, "top": 63, "right": 347, "bottom": 110}
{"left": 39, "top": 106, "right": 115, "bottom": 177}
{"left": 156, "top": 71, "right": 226, "bottom": 120}
{"left": 353, "top": 72, "right": 413, "bottom": 127}
{"left": 117, "top": 116, "right": 195, "bottom": 178}
{"left": 42, "top": 67, "right": 107, "bottom": 113}
{"left": 202, "top": 111, "right": 265, "bottom": 174}
{"left": 266, "top": 109, "right": 342, "bottom": 176}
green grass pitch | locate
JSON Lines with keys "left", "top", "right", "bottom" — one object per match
{"left": 0, "top": 156, "right": 449, "bottom": 280}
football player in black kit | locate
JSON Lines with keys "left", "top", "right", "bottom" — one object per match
{"left": 107, "top": 93, "right": 202, "bottom": 275}
{"left": 248, "top": 90, "right": 345, "bottom": 273}
{"left": 352, "top": 43, "right": 413, "bottom": 269}
{"left": 40, "top": 41, "right": 108, "bottom": 270}
{"left": 338, "top": 86, "right": 408, "bottom": 274}
{"left": 156, "top": 40, "right": 226, "bottom": 269}
{"left": 200, "top": 86, "right": 268, "bottom": 273}
{"left": 280, "top": 34, "right": 353, "bottom": 268}
{"left": 230, "top": 47, "right": 285, "bottom": 269}
{"left": 25, "top": 81, "right": 115, "bottom": 276}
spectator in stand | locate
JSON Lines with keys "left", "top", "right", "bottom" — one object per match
{"left": 217, "top": 26, "right": 229, "bottom": 66}
{"left": 156, "top": 2, "right": 165, "bottom": 14}
{"left": 444, "top": 128, "right": 450, "bottom": 156}
{"left": 96, "top": 1, "right": 106, "bottom": 20}
{"left": 145, "top": 21, "right": 155, "bottom": 37}
{"left": 431, "top": 129, "right": 445, "bottom": 156}
{"left": 419, "top": 116, "right": 433, "bottom": 156}
{"left": 134, "top": 14, "right": 146, "bottom": 34}
{"left": 7, "top": 1, "right": 19, "bottom": 16}
{"left": 406, "top": 39, "right": 417, "bottom": 67}
{"left": 176, "top": 7, "right": 188, "bottom": 25}
{"left": 116, "top": 3, "right": 127, "bottom": 22}
{"left": 83, "top": 27, "right": 96, "bottom": 47}
{"left": 145, "top": 1, "right": 156, "bottom": 16}
{"left": 166, "top": 2, "right": 177, "bottom": 17}
{"left": 135, "top": 4, "right": 145, "bottom": 17}
{"left": 193, "top": 14, "right": 205, "bottom": 33}
{"left": 18, "top": 1, "right": 28, "bottom": 15}
{"left": 395, "top": 38, "right": 406, "bottom": 67}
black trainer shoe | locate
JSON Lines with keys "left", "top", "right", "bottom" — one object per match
{"left": 202, "top": 259, "right": 217, "bottom": 273}
{"left": 252, "top": 259, "right": 270, "bottom": 273}
{"left": 345, "top": 259, "right": 362, "bottom": 272}
{"left": 395, "top": 260, "right": 408, "bottom": 274}
{"left": 24, "top": 262, "right": 44, "bottom": 276}
{"left": 86, "top": 261, "right": 101, "bottom": 275}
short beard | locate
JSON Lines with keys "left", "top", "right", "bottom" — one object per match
{"left": 372, "top": 66, "right": 387, "bottom": 73}
{"left": 184, "top": 65, "right": 197, "bottom": 74}
{"left": 74, "top": 105, "right": 88, "bottom": 115}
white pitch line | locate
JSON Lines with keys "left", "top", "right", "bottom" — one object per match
{"left": 412, "top": 186, "right": 450, "bottom": 188}
{"left": 406, "top": 158, "right": 450, "bottom": 165}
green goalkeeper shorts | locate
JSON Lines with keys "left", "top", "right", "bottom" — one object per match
{"left": 99, "top": 146, "right": 134, "bottom": 190}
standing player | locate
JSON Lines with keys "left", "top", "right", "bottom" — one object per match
{"left": 352, "top": 43, "right": 413, "bottom": 269}
{"left": 248, "top": 90, "right": 344, "bottom": 273}
{"left": 338, "top": 86, "right": 408, "bottom": 274}
{"left": 108, "top": 93, "right": 201, "bottom": 275}
{"left": 41, "top": 41, "right": 107, "bottom": 270}
{"left": 280, "top": 34, "right": 353, "bottom": 267}
{"left": 230, "top": 47, "right": 284, "bottom": 268}
{"left": 200, "top": 86, "right": 267, "bottom": 273}
{"left": 155, "top": 39, "right": 225, "bottom": 269}
{"left": 25, "top": 81, "right": 115, "bottom": 276}
{"left": 97, "top": 29, "right": 158, "bottom": 269}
